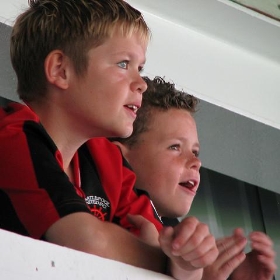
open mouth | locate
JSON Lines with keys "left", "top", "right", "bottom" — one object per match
{"left": 125, "top": 104, "right": 139, "bottom": 114}
{"left": 179, "top": 180, "right": 197, "bottom": 192}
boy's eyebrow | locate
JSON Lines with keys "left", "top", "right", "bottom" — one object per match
{"left": 111, "top": 50, "right": 146, "bottom": 62}
{"left": 190, "top": 142, "right": 200, "bottom": 150}
{"left": 170, "top": 136, "right": 200, "bottom": 149}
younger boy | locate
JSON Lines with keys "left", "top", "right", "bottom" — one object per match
{"left": 0, "top": 1, "right": 218, "bottom": 279}
{"left": 113, "top": 76, "right": 277, "bottom": 280}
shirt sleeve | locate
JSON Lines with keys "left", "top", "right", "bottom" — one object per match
{"left": 0, "top": 114, "right": 91, "bottom": 239}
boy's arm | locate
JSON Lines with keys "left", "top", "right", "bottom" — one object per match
{"left": 167, "top": 262, "right": 203, "bottom": 280}
{"left": 44, "top": 212, "right": 167, "bottom": 273}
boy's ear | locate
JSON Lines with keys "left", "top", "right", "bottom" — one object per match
{"left": 44, "top": 50, "right": 70, "bottom": 90}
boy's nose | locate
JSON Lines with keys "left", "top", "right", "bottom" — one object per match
{"left": 188, "top": 156, "right": 202, "bottom": 171}
{"left": 132, "top": 75, "right": 147, "bottom": 95}
{"left": 139, "top": 77, "right": 148, "bottom": 94}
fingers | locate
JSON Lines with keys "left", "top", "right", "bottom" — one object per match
{"left": 183, "top": 235, "right": 219, "bottom": 268}
{"left": 249, "top": 231, "right": 273, "bottom": 247}
{"left": 216, "top": 235, "right": 247, "bottom": 266}
{"left": 171, "top": 217, "right": 212, "bottom": 254}
{"left": 249, "top": 231, "right": 275, "bottom": 258}
{"left": 127, "top": 214, "right": 160, "bottom": 246}
{"left": 160, "top": 217, "right": 219, "bottom": 270}
{"left": 233, "top": 227, "right": 245, "bottom": 237}
{"left": 217, "top": 235, "right": 247, "bottom": 257}
{"left": 202, "top": 233, "right": 247, "bottom": 280}
{"left": 257, "top": 254, "right": 278, "bottom": 273}
{"left": 158, "top": 226, "right": 175, "bottom": 253}
{"left": 249, "top": 231, "right": 277, "bottom": 272}
{"left": 203, "top": 252, "right": 246, "bottom": 280}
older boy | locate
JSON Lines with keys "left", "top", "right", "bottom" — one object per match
{"left": 113, "top": 76, "right": 277, "bottom": 280}
{"left": 0, "top": 1, "right": 218, "bottom": 279}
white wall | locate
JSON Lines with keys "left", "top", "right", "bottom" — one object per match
{"left": 0, "top": 0, "right": 27, "bottom": 25}
{"left": 0, "top": 229, "right": 173, "bottom": 280}
{"left": 127, "top": 0, "right": 280, "bottom": 130}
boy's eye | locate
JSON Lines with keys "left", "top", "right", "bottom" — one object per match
{"left": 193, "top": 150, "right": 200, "bottom": 157}
{"left": 138, "top": 66, "right": 144, "bottom": 73}
{"left": 169, "top": 144, "right": 180, "bottom": 151}
{"left": 118, "top": 61, "right": 129, "bottom": 69}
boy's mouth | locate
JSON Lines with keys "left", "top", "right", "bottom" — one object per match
{"left": 126, "top": 104, "right": 139, "bottom": 114}
{"left": 179, "top": 180, "right": 198, "bottom": 193}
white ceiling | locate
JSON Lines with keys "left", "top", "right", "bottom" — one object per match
{"left": 1, "top": 0, "right": 279, "bottom": 63}
{"left": 128, "top": 0, "right": 280, "bottom": 67}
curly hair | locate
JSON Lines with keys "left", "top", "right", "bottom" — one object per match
{"left": 10, "top": 0, "right": 150, "bottom": 102}
{"left": 115, "top": 76, "right": 199, "bottom": 147}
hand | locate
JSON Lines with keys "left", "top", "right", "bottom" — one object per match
{"left": 127, "top": 214, "right": 160, "bottom": 247}
{"left": 230, "top": 229, "right": 277, "bottom": 280}
{"left": 202, "top": 228, "right": 247, "bottom": 280}
{"left": 159, "top": 216, "right": 218, "bottom": 279}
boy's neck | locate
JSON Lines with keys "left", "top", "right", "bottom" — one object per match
{"left": 29, "top": 100, "right": 87, "bottom": 170}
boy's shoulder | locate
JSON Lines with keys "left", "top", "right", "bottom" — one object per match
{"left": 86, "top": 137, "right": 123, "bottom": 165}
{"left": 0, "top": 102, "right": 40, "bottom": 127}
{"left": 87, "top": 137, "right": 119, "bottom": 152}
{"left": 86, "top": 137, "right": 134, "bottom": 175}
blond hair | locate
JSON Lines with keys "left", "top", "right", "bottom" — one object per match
{"left": 10, "top": 0, "right": 150, "bottom": 102}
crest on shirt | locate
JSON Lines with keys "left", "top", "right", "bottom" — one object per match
{"left": 85, "top": 195, "right": 110, "bottom": 221}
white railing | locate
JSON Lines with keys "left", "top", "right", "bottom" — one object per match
{"left": 0, "top": 229, "right": 173, "bottom": 280}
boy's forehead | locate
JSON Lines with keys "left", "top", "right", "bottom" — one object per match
{"left": 147, "top": 109, "right": 197, "bottom": 133}
{"left": 109, "top": 27, "right": 149, "bottom": 46}
{"left": 108, "top": 21, "right": 150, "bottom": 41}
{"left": 149, "top": 108, "right": 192, "bottom": 122}
{"left": 95, "top": 32, "right": 148, "bottom": 60}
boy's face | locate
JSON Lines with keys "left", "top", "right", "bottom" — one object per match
{"left": 123, "top": 108, "right": 201, "bottom": 218}
{"left": 67, "top": 31, "right": 147, "bottom": 138}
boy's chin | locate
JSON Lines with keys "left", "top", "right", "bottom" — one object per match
{"left": 108, "top": 127, "right": 133, "bottom": 139}
{"left": 120, "top": 129, "right": 133, "bottom": 138}
{"left": 164, "top": 208, "right": 190, "bottom": 219}
{"left": 176, "top": 206, "right": 191, "bottom": 218}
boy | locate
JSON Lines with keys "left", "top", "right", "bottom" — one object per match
{"left": 113, "top": 76, "right": 277, "bottom": 280}
{"left": 0, "top": 1, "right": 218, "bottom": 279}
